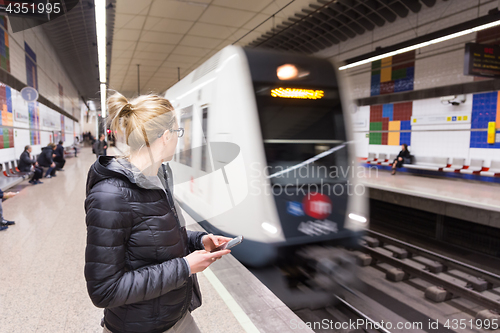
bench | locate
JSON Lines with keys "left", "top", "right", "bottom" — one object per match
{"left": 380, "top": 153, "right": 398, "bottom": 166}
{"left": 460, "top": 159, "right": 484, "bottom": 174}
{"left": 442, "top": 158, "right": 465, "bottom": 172}
{"left": 365, "top": 152, "right": 376, "bottom": 163}
{"left": 480, "top": 160, "right": 500, "bottom": 177}
{"left": 402, "top": 156, "right": 448, "bottom": 171}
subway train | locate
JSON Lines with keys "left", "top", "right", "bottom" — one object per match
{"left": 165, "top": 46, "right": 368, "bottom": 269}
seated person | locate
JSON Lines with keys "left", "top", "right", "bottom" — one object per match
{"left": 391, "top": 144, "right": 410, "bottom": 175}
{"left": 37, "top": 143, "right": 57, "bottom": 178}
{"left": 19, "top": 145, "right": 43, "bottom": 185}
{"left": 0, "top": 189, "right": 17, "bottom": 231}
{"left": 53, "top": 140, "right": 66, "bottom": 170}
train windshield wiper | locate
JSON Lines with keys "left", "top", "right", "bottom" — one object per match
{"left": 266, "top": 141, "right": 351, "bottom": 179}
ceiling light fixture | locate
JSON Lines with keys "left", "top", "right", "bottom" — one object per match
{"left": 339, "top": 18, "right": 500, "bottom": 71}
{"left": 95, "top": 0, "right": 107, "bottom": 116}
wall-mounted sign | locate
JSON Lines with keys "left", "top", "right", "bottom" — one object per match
{"left": 21, "top": 86, "right": 38, "bottom": 102}
{"left": 464, "top": 43, "right": 500, "bottom": 78}
{"left": 411, "top": 114, "right": 471, "bottom": 125}
{"left": 15, "top": 110, "right": 28, "bottom": 123}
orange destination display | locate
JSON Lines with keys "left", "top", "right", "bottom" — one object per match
{"left": 271, "top": 87, "right": 325, "bottom": 100}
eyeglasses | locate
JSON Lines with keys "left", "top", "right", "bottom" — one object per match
{"left": 158, "top": 127, "right": 184, "bottom": 138}
{"left": 172, "top": 128, "right": 184, "bottom": 138}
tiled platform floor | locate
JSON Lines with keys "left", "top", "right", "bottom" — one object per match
{"left": 0, "top": 147, "right": 248, "bottom": 333}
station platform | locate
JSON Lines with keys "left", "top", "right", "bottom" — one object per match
{"left": 361, "top": 168, "right": 500, "bottom": 214}
{"left": 361, "top": 168, "right": 500, "bottom": 229}
{"left": 0, "top": 147, "right": 313, "bottom": 333}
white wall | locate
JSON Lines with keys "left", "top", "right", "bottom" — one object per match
{"left": 317, "top": 0, "right": 500, "bottom": 167}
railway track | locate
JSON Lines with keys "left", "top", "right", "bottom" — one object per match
{"left": 353, "top": 230, "right": 500, "bottom": 325}
{"left": 295, "top": 296, "right": 392, "bottom": 333}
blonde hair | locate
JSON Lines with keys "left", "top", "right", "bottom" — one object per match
{"left": 107, "top": 91, "right": 176, "bottom": 151}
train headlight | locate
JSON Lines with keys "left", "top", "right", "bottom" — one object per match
{"left": 348, "top": 213, "right": 367, "bottom": 223}
{"left": 261, "top": 222, "right": 278, "bottom": 234}
{"left": 277, "top": 64, "right": 298, "bottom": 80}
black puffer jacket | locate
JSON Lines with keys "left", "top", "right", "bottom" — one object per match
{"left": 85, "top": 156, "right": 207, "bottom": 333}
{"left": 37, "top": 146, "right": 54, "bottom": 167}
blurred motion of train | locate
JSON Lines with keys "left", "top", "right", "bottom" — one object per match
{"left": 165, "top": 46, "right": 368, "bottom": 272}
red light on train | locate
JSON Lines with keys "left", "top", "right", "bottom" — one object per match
{"left": 302, "top": 193, "right": 332, "bottom": 220}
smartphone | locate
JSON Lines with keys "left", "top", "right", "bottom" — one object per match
{"left": 211, "top": 236, "right": 244, "bottom": 253}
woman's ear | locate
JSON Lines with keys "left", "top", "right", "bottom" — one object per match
{"left": 161, "top": 130, "right": 171, "bottom": 145}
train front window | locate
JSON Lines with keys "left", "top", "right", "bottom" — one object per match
{"left": 254, "top": 86, "right": 349, "bottom": 185}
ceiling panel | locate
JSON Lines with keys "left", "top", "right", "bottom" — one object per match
{"left": 115, "top": 14, "right": 146, "bottom": 30}
{"left": 141, "top": 31, "right": 184, "bottom": 44}
{"left": 144, "top": 18, "right": 194, "bottom": 34}
{"left": 166, "top": 54, "right": 202, "bottom": 64}
{"left": 189, "top": 22, "right": 238, "bottom": 39}
{"left": 116, "top": 0, "right": 152, "bottom": 15}
{"left": 171, "top": 45, "right": 213, "bottom": 57}
{"left": 138, "top": 43, "right": 176, "bottom": 54}
{"left": 212, "top": 0, "right": 273, "bottom": 12}
{"left": 114, "top": 29, "right": 142, "bottom": 41}
{"left": 149, "top": 1, "right": 206, "bottom": 21}
{"left": 180, "top": 35, "right": 224, "bottom": 49}
{"left": 198, "top": 6, "right": 256, "bottom": 27}
{"left": 113, "top": 40, "right": 136, "bottom": 51}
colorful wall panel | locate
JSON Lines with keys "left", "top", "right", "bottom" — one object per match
{"left": 25, "top": 42, "right": 40, "bottom": 145}
{"left": 60, "top": 114, "right": 65, "bottom": 141}
{"left": 470, "top": 91, "right": 500, "bottom": 148}
{"left": 0, "top": 84, "right": 12, "bottom": 126}
{"left": 369, "top": 102, "right": 412, "bottom": 146}
{"left": 371, "top": 51, "right": 415, "bottom": 96}
{"left": 24, "top": 42, "right": 40, "bottom": 145}
{"left": 0, "top": 17, "right": 10, "bottom": 73}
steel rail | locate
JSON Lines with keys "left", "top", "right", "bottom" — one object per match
{"left": 367, "top": 230, "right": 500, "bottom": 287}
{"left": 362, "top": 246, "right": 500, "bottom": 312}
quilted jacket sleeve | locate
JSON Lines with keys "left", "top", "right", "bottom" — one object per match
{"left": 186, "top": 230, "right": 208, "bottom": 253}
{"left": 84, "top": 181, "right": 190, "bottom": 309}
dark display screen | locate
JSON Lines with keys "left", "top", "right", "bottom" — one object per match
{"left": 464, "top": 42, "right": 500, "bottom": 78}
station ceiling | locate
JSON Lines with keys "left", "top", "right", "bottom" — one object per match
{"left": 248, "top": 0, "right": 437, "bottom": 52}
{"left": 109, "top": 0, "right": 319, "bottom": 97}
{"left": 43, "top": 0, "right": 440, "bottom": 106}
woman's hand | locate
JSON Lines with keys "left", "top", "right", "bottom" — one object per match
{"left": 202, "top": 234, "right": 233, "bottom": 252}
{"left": 185, "top": 250, "right": 231, "bottom": 274}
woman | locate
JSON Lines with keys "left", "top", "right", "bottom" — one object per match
{"left": 19, "top": 145, "right": 43, "bottom": 184}
{"left": 391, "top": 143, "right": 410, "bottom": 175}
{"left": 85, "top": 92, "right": 232, "bottom": 333}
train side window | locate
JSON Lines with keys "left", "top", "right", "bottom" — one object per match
{"left": 201, "top": 107, "right": 212, "bottom": 172}
{"left": 179, "top": 106, "right": 193, "bottom": 166}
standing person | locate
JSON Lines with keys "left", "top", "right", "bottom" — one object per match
{"left": 73, "top": 136, "right": 80, "bottom": 157}
{"left": 53, "top": 140, "right": 66, "bottom": 170}
{"left": 84, "top": 92, "right": 232, "bottom": 333}
{"left": 93, "top": 134, "right": 107, "bottom": 158}
{"left": 0, "top": 190, "right": 17, "bottom": 231}
{"left": 391, "top": 144, "right": 410, "bottom": 175}
{"left": 37, "top": 143, "right": 57, "bottom": 178}
{"left": 19, "top": 145, "right": 43, "bottom": 185}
